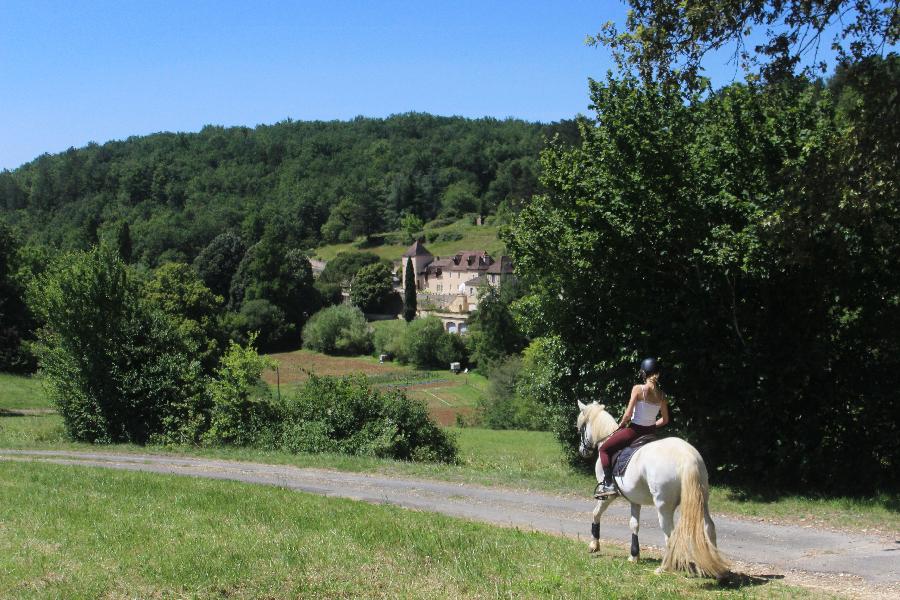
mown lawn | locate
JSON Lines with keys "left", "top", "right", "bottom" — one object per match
{"left": 0, "top": 461, "right": 817, "bottom": 599}
{"left": 0, "top": 372, "right": 897, "bottom": 536}
{"left": 0, "top": 373, "right": 50, "bottom": 410}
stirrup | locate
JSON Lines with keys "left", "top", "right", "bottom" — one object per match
{"left": 594, "top": 482, "right": 618, "bottom": 499}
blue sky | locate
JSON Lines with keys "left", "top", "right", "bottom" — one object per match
{"left": 0, "top": 1, "right": 836, "bottom": 170}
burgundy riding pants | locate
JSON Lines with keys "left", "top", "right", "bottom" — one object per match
{"left": 599, "top": 423, "right": 656, "bottom": 470}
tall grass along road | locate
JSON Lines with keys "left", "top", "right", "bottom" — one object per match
{"left": 1, "top": 449, "right": 896, "bottom": 599}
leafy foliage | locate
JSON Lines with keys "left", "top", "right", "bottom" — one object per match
{"left": 350, "top": 262, "right": 396, "bottom": 313}
{"left": 467, "top": 281, "right": 526, "bottom": 369}
{"left": 203, "top": 337, "right": 277, "bottom": 447}
{"left": 29, "top": 245, "right": 205, "bottom": 444}
{"left": 276, "top": 374, "right": 458, "bottom": 462}
{"left": 0, "top": 224, "right": 35, "bottom": 372}
{"left": 301, "top": 304, "right": 372, "bottom": 355}
{"left": 318, "top": 251, "right": 382, "bottom": 286}
{"left": 506, "top": 63, "right": 899, "bottom": 492}
{"left": 193, "top": 231, "right": 246, "bottom": 299}
{"left": 223, "top": 299, "right": 293, "bottom": 352}
{"left": 596, "top": 0, "right": 899, "bottom": 86}
{"left": 1, "top": 115, "right": 552, "bottom": 266}
{"left": 399, "top": 317, "right": 467, "bottom": 370}
{"left": 143, "top": 262, "right": 224, "bottom": 371}
{"left": 478, "top": 355, "right": 550, "bottom": 431}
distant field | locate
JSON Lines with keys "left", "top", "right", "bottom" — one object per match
{"left": 263, "top": 348, "right": 483, "bottom": 424}
{"left": 0, "top": 461, "right": 817, "bottom": 599}
{"left": 312, "top": 217, "right": 505, "bottom": 263}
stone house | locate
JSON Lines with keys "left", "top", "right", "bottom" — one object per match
{"left": 399, "top": 241, "right": 514, "bottom": 333}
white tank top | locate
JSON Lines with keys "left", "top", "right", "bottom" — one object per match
{"left": 631, "top": 385, "right": 660, "bottom": 427}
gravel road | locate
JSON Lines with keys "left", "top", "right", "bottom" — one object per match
{"left": 2, "top": 449, "right": 897, "bottom": 598}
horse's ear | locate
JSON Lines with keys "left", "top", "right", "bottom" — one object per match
{"left": 598, "top": 404, "right": 605, "bottom": 411}
{"left": 577, "top": 400, "right": 587, "bottom": 411}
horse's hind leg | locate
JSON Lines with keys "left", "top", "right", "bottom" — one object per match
{"left": 654, "top": 502, "right": 676, "bottom": 574}
{"left": 628, "top": 502, "right": 641, "bottom": 562}
{"left": 588, "top": 497, "right": 615, "bottom": 553}
{"left": 703, "top": 497, "right": 718, "bottom": 547}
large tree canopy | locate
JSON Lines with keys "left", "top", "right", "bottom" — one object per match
{"left": 596, "top": 0, "right": 899, "bottom": 86}
{"left": 506, "top": 59, "right": 899, "bottom": 493}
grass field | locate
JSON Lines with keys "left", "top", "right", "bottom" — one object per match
{"left": 312, "top": 217, "right": 505, "bottom": 262}
{"left": 0, "top": 373, "right": 51, "bottom": 410}
{"left": 0, "top": 372, "right": 896, "bottom": 536}
{"left": 0, "top": 460, "right": 817, "bottom": 599}
{"left": 262, "top": 348, "right": 485, "bottom": 424}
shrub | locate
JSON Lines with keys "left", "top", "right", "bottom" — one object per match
{"left": 203, "top": 337, "right": 277, "bottom": 447}
{"left": 350, "top": 262, "right": 395, "bottom": 313}
{"left": 277, "top": 374, "right": 457, "bottom": 462}
{"left": 478, "top": 355, "right": 550, "bottom": 431}
{"left": 29, "top": 245, "right": 205, "bottom": 444}
{"left": 372, "top": 319, "right": 406, "bottom": 359}
{"left": 302, "top": 304, "right": 372, "bottom": 355}
{"left": 400, "top": 317, "right": 467, "bottom": 369}
{"left": 224, "top": 299, "right": 294, "bottom": 352}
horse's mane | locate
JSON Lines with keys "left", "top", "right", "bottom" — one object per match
{"left": 578, "top": 402, "right": 618, "bottom": 446}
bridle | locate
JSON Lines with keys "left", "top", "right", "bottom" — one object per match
{"left": 579, "top": 414, "right": 616, "bottom": 454}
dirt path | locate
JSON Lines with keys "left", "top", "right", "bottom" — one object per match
{"left": 2, "top": 449, "right": 897, "bottom": 599}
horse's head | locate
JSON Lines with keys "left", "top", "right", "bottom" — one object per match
{"left": 576, "top": 400, "right": 618, "bottom": 458}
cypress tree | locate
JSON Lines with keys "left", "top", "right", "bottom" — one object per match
{"left": 116, "top": 221, "right": 133, "bottom": 264}
{"left": 403, "top": 257, "right": 416, "bottom": 322}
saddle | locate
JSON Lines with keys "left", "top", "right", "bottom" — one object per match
{"left": 610, "top": 433, "right": 659, "bottom": 478}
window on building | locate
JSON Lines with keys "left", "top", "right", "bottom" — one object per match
{"left": 437, "top": 284, "right": 442, "bottom": 293}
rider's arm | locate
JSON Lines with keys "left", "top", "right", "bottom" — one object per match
{"left": 618, "top": 386, "right": 640, "bottom": 428}
{"left": 656, "top": 396, "right": 669, "bottom": 428}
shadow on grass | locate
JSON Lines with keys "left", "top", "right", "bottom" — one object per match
{"left": 701, "top": 571, "right": 784, "bottom": 591}
{"left": 723, "top": 485, "right": 900, "bottom": 514}
{"left": 591, "top": 554, "right": 779, "bottom": 592}
{"left": 0, "top": 409, "right": 56, "bottom": 417}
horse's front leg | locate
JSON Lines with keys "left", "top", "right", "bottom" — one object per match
{"left": 628, "top": 502, "right": 641, "bottom": 562}
{"left": 588, "top": 496, "right": 615, "bottom": 553}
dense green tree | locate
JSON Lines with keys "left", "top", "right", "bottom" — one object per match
{"left": 0, "top": 224, "right": 34, "bottom": 371}
{"left": 116, "top": 221, "right": 133, "bottom": 263}
{"left": 467, "top": 282, "right": 526, "bottom": 370}
{"left": 301, "top": 304, "right": 372, "bottom": 355}
{"left": 144, "top": 262, "right": 224, "bottom": 371}
{"left": 193, "top": 232, "right": 246, "bottom": 299}
{"left": 223, "top": 299, "right": 293, "bottom": 352}
{"left": 28, "top": 245, "right": 205, "bottom": 444}
{"left": 229, "top": 223, "right": 321, "bottom": 336}
{"left": 318, "top": 251, "right": 381, "bottom": 286}
{"left": 402, "top": 257, "right": 416, "bottom": 322}
{"left": 0, "top": 115, "right": 548, "bottom": 266}
{"left": 506, "top": 68, "right": 899, "bottom": 492}
{"left": 350, "top": 263, "right": 396, "bottom": 313}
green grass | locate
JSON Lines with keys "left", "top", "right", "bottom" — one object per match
{"left": 312, "top": 217, "right": 505, "bottom": 262}
{"left": 0, "top": 460, "right": 818, "bottom": 599}
{"left": 0, "top": 372, "right": 897, "bottom": 535}
{"left": 0, "top": 373, "right": 51, "bottom": 410}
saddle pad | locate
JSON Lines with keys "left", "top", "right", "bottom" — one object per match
{"left": 611, "top": 434, "right": 659, "bottom": 478}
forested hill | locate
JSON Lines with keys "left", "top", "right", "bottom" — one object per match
{"left": 0, "top": 114, "right": 576, "bottom": 265}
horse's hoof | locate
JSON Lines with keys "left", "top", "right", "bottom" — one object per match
{"left": 654, "top": 566, "right": 665, "bottom": 575}
{"left": 628, "top": 555, "right": 639, "bottom": 563}
{"left": 588, "top": 540, "right": 599, "bottom": 553}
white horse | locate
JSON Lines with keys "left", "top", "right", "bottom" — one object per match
{"left": 577, "top": 400, "right": 729, "bottom": 578}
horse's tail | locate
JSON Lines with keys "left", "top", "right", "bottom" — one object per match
{"left": 661, "top": 460, "right": 729, "bottom": 578}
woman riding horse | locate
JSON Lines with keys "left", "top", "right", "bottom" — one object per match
{"left": 596, "top": 358, "right": 669, "bottom": 497}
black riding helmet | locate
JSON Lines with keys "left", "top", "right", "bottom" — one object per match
{"left": 639, "top": 357, "right": 660, "bottom": 379}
